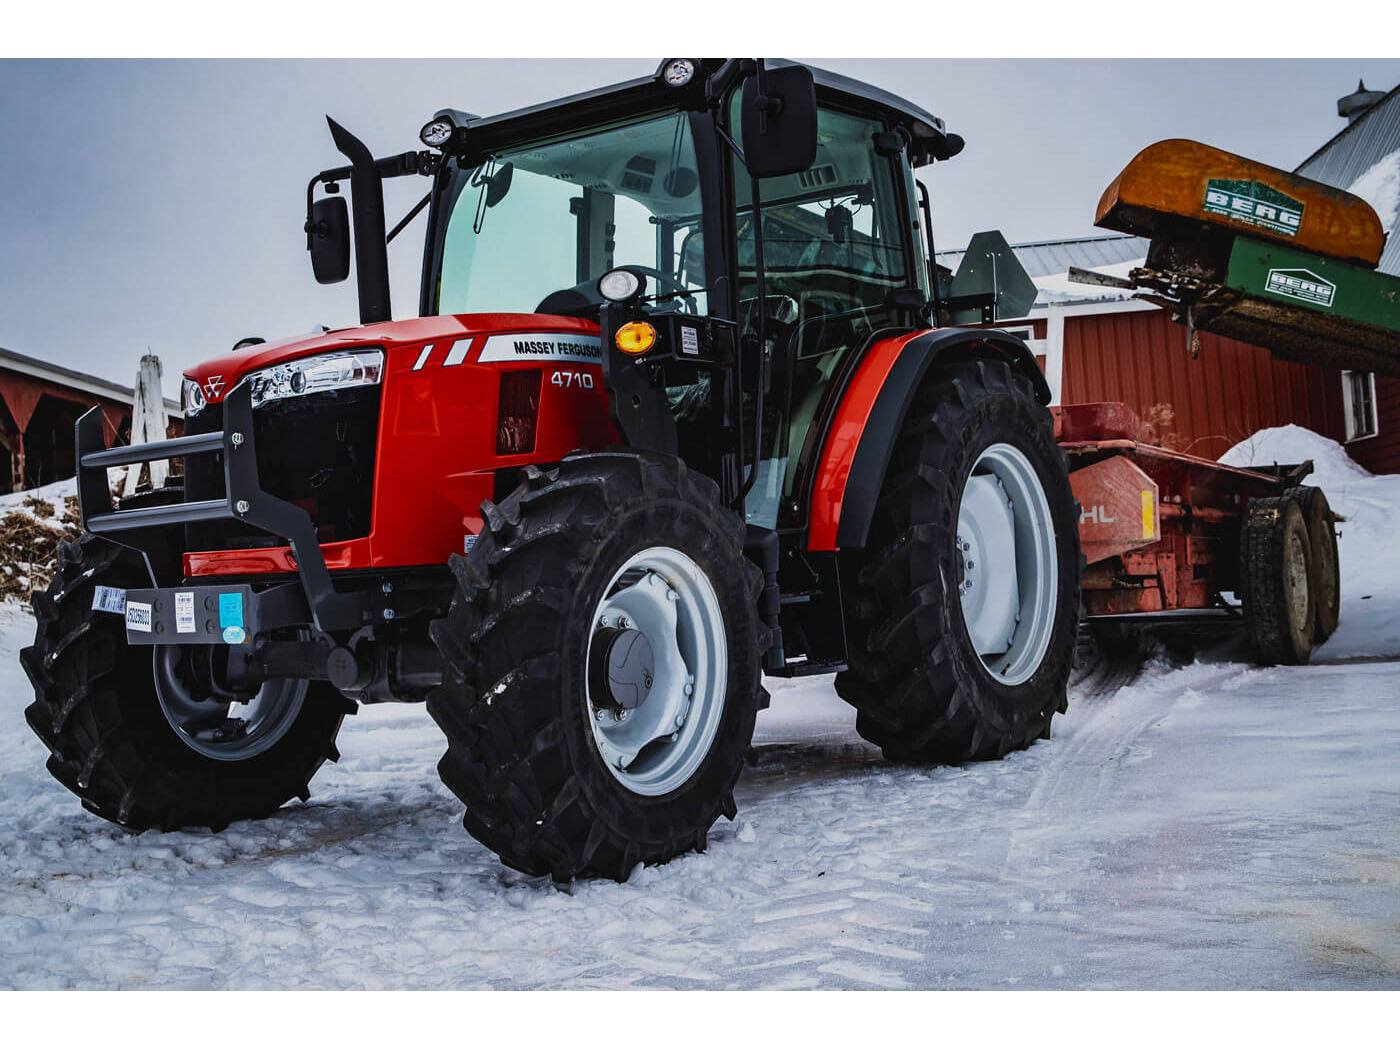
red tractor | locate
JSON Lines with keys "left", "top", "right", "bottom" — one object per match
{"left": 22, "top": 60, "right": 1081, "bottom": 881}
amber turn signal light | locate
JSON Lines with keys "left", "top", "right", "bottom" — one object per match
{"left": 615, "top": 321, "right": 658, "bottom": 356}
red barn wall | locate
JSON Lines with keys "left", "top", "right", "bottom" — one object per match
{"left": 1059, "top": 308, "right": 1350, "bottom": 462}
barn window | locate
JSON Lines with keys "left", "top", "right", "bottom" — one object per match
{"left": 1341, "top": 370, "right": 1378, "bottom": 442}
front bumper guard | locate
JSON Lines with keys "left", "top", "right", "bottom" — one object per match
{"left": 75, "top": 381, "right": 365, "bottom": 633}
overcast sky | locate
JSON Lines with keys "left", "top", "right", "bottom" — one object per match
{"left": 2, "top": 57, "right": 1397, "bottom": 393}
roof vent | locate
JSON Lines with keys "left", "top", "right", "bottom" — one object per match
{"left": 1338, "top": 79, "right": 1386, "bottom": 124}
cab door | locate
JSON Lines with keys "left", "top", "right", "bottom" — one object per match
{"left": 729, "top": 102, "right": 923, "bottom": 528}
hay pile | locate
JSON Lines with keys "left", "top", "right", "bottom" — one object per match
{"left": 1, "top": 493, "right": 81, "bottom": 602}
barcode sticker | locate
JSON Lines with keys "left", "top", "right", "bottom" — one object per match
{"left": 125, "top": 601, "right": 153, "bottom": 633}
{"left": 92, "top": 586, "right": 127, "bottom": 615}
{"left": 175, "top": 591, "right": 196, "bottom": 634}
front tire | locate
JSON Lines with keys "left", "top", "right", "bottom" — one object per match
{"left": 21, "top": 534, "right": 352, "bottom": 831}
{"left": 427, "top": 452, "right": 764, "bottom": 882}
{"left": 836, "top": 359, "right": 1081, "bottom": 762}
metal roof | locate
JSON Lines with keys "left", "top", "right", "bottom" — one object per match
{"left": 0, "top": 347, "right": 179, "bottom": 412}
{"left": 1296, "top": 82, "right": 1400, "bottom": 275}
{"left": 937, "top": 233, "right": 1150, "bottom": 307}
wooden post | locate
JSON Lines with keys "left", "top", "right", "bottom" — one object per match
{"left": 122, "top": 354, "right": 171, "bottom": 496}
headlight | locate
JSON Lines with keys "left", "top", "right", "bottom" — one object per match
{"left": 247, "top": 348, "right": 384, "bottom": 409}
{"left": 182, "top": 377, "right": 207, "bottom": 417}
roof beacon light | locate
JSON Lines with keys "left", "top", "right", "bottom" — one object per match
{"left": 598, "top": 268, "right": 645, "bottom": 303}
{"left": 662, "top": 59, "right": 696, "bottom": 88}
{"left": 419, "top": 117, "right": 455, "bottom": 149}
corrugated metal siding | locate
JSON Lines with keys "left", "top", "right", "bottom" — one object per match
{"left": 1061, "top": 310, "right": 1346, "bottom": 460}
{"left": 1346, "top": 373, "right": 1400, "bottom": 473}
{"left": 1297, "top": 86, "right": 1400, "bottom": 276}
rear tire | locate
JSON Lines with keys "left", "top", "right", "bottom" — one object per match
{"left": 835, "top": 359, "right": 1081, "bottom": 762}
{"left": 1286, "top": 485, "right": 1340, "bottom": 644}
{"left": 21, "top": 533, "right": 352, "bottom": 831}
{"left": 1240, "top": 495, "right": 1315, "bottom": 665}
{"left": 427, "top": 452, "right": 764, "bottom": 882}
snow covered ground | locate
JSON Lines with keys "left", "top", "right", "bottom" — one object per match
{"left": 2, "top": 430, "right": 1397, "bottom": 989}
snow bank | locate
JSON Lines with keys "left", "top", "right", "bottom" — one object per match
{"left": 1348, "top": 146, "right": 1400, "bottom": 236}
{"left": 0, "top": 479, "right": 80, "bottom": 602}
{"left": 1222, "top": 425, "right": 1400, "bottom": 660}
{"left": 1219, "top": 423, "right": 1370, "bottom": 485}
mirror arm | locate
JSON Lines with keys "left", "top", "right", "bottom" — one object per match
{"left": 387, "top": 192, "right": 432, "bottom": 245}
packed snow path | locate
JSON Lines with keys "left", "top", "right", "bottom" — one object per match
{"left": 2, "top": 599, "right": 1396, "bottom": 989}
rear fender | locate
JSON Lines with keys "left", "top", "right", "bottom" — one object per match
{"left": 806, "top": 328, "right": 1048, "bottom": 552}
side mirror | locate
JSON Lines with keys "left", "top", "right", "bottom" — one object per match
{"left": 307, "top": 196, "right": 350, "bottom": 285}
{"left": 740, "top": 65, "right": 818, "bottom": 179}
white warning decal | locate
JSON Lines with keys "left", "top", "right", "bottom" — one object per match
{"left": 125, "top": 601, "right": 153, "bottom": 633}
{"left": 477, "top": 334, "right": 602, "bottom": 365}
{"left": 92, "top": 585, "right": 127, "bottom": 615}
{"left": 175, "top": 591, "right": 196, "bottom": 634}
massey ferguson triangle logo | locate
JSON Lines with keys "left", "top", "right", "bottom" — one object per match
{"left": 204, "top": 375, "right": 225, "bottom": 397}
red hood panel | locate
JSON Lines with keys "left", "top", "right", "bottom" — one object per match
{"left": 184, "top": 313, "right": 600, "bottom": 402}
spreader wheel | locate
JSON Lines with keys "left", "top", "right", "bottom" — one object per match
{"left": 1286, "top": 485, "right": 1341, "bottom": 644}
{"left": 1239, "top": 495, "right": 1315, "bottom": 665}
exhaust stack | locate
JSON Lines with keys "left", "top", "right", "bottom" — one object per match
{"left": 327, "top": 117, "right": 392, "bottom": 325}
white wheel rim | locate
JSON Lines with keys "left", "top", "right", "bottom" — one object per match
{"left": 585, "top": 546, "right": 728, "bottom": 796}
{"left": 956, "top": 442, "right": 1059, "bottom": 686}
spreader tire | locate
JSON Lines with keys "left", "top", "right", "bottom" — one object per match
{"left": 835, "top": 359, "right": 1081, "bottom": 763}
{"left": 1240, "top": 495, "right": 1315, "bottom": 665}
{"left": 427, "top": 452, "right": 764, "bottom": 882}
{"left": 1286, "top": 485, "right": 1340, "bottom": 644}
{"left": 21, "top": 533, "right": 352, "bottom": 831}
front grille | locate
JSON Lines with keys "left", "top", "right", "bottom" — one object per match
{"left": 183, "top": 386, "right": 381, "bottom": 553}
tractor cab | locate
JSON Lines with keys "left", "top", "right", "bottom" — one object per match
{"left": 309, "top": 59, "right": 967, "bottom": 533}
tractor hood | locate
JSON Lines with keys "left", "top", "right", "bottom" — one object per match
{"left": 184, "top": 313, "right": 600, "bottom": 405}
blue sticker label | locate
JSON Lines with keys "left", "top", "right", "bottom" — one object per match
{"left": 218, "top": 592, "right": 244, "bottom": 631}
{"left": 222, "top": 625, "right": 247, "bottom": 645}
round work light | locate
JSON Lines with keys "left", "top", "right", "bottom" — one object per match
{"left": 598, "top": 268, "right": 645, "bottom": 303}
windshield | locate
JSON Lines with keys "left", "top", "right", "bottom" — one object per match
{"left": 435, "top": 111, "right": 706, "bottom": 317}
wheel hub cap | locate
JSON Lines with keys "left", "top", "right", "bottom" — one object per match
{"left": 586, "top": 549, "right": 727, "bottom": 796}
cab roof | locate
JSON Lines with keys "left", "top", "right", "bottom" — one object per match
{"left": 437, "top": 59, "right": 960, "bottom": 166}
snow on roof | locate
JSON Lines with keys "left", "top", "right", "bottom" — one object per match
{"left": 1032, "top": 257, "right": 1145, "bottom": 304}
{"left": 1347, "top": 146, "right": 1400, "bottom": 236}
{"left": 937, "top": 233, "right": 1150, "bottom": 309}
{"left": 1296, "top": 82, "right": 1400, "bottom": 275}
